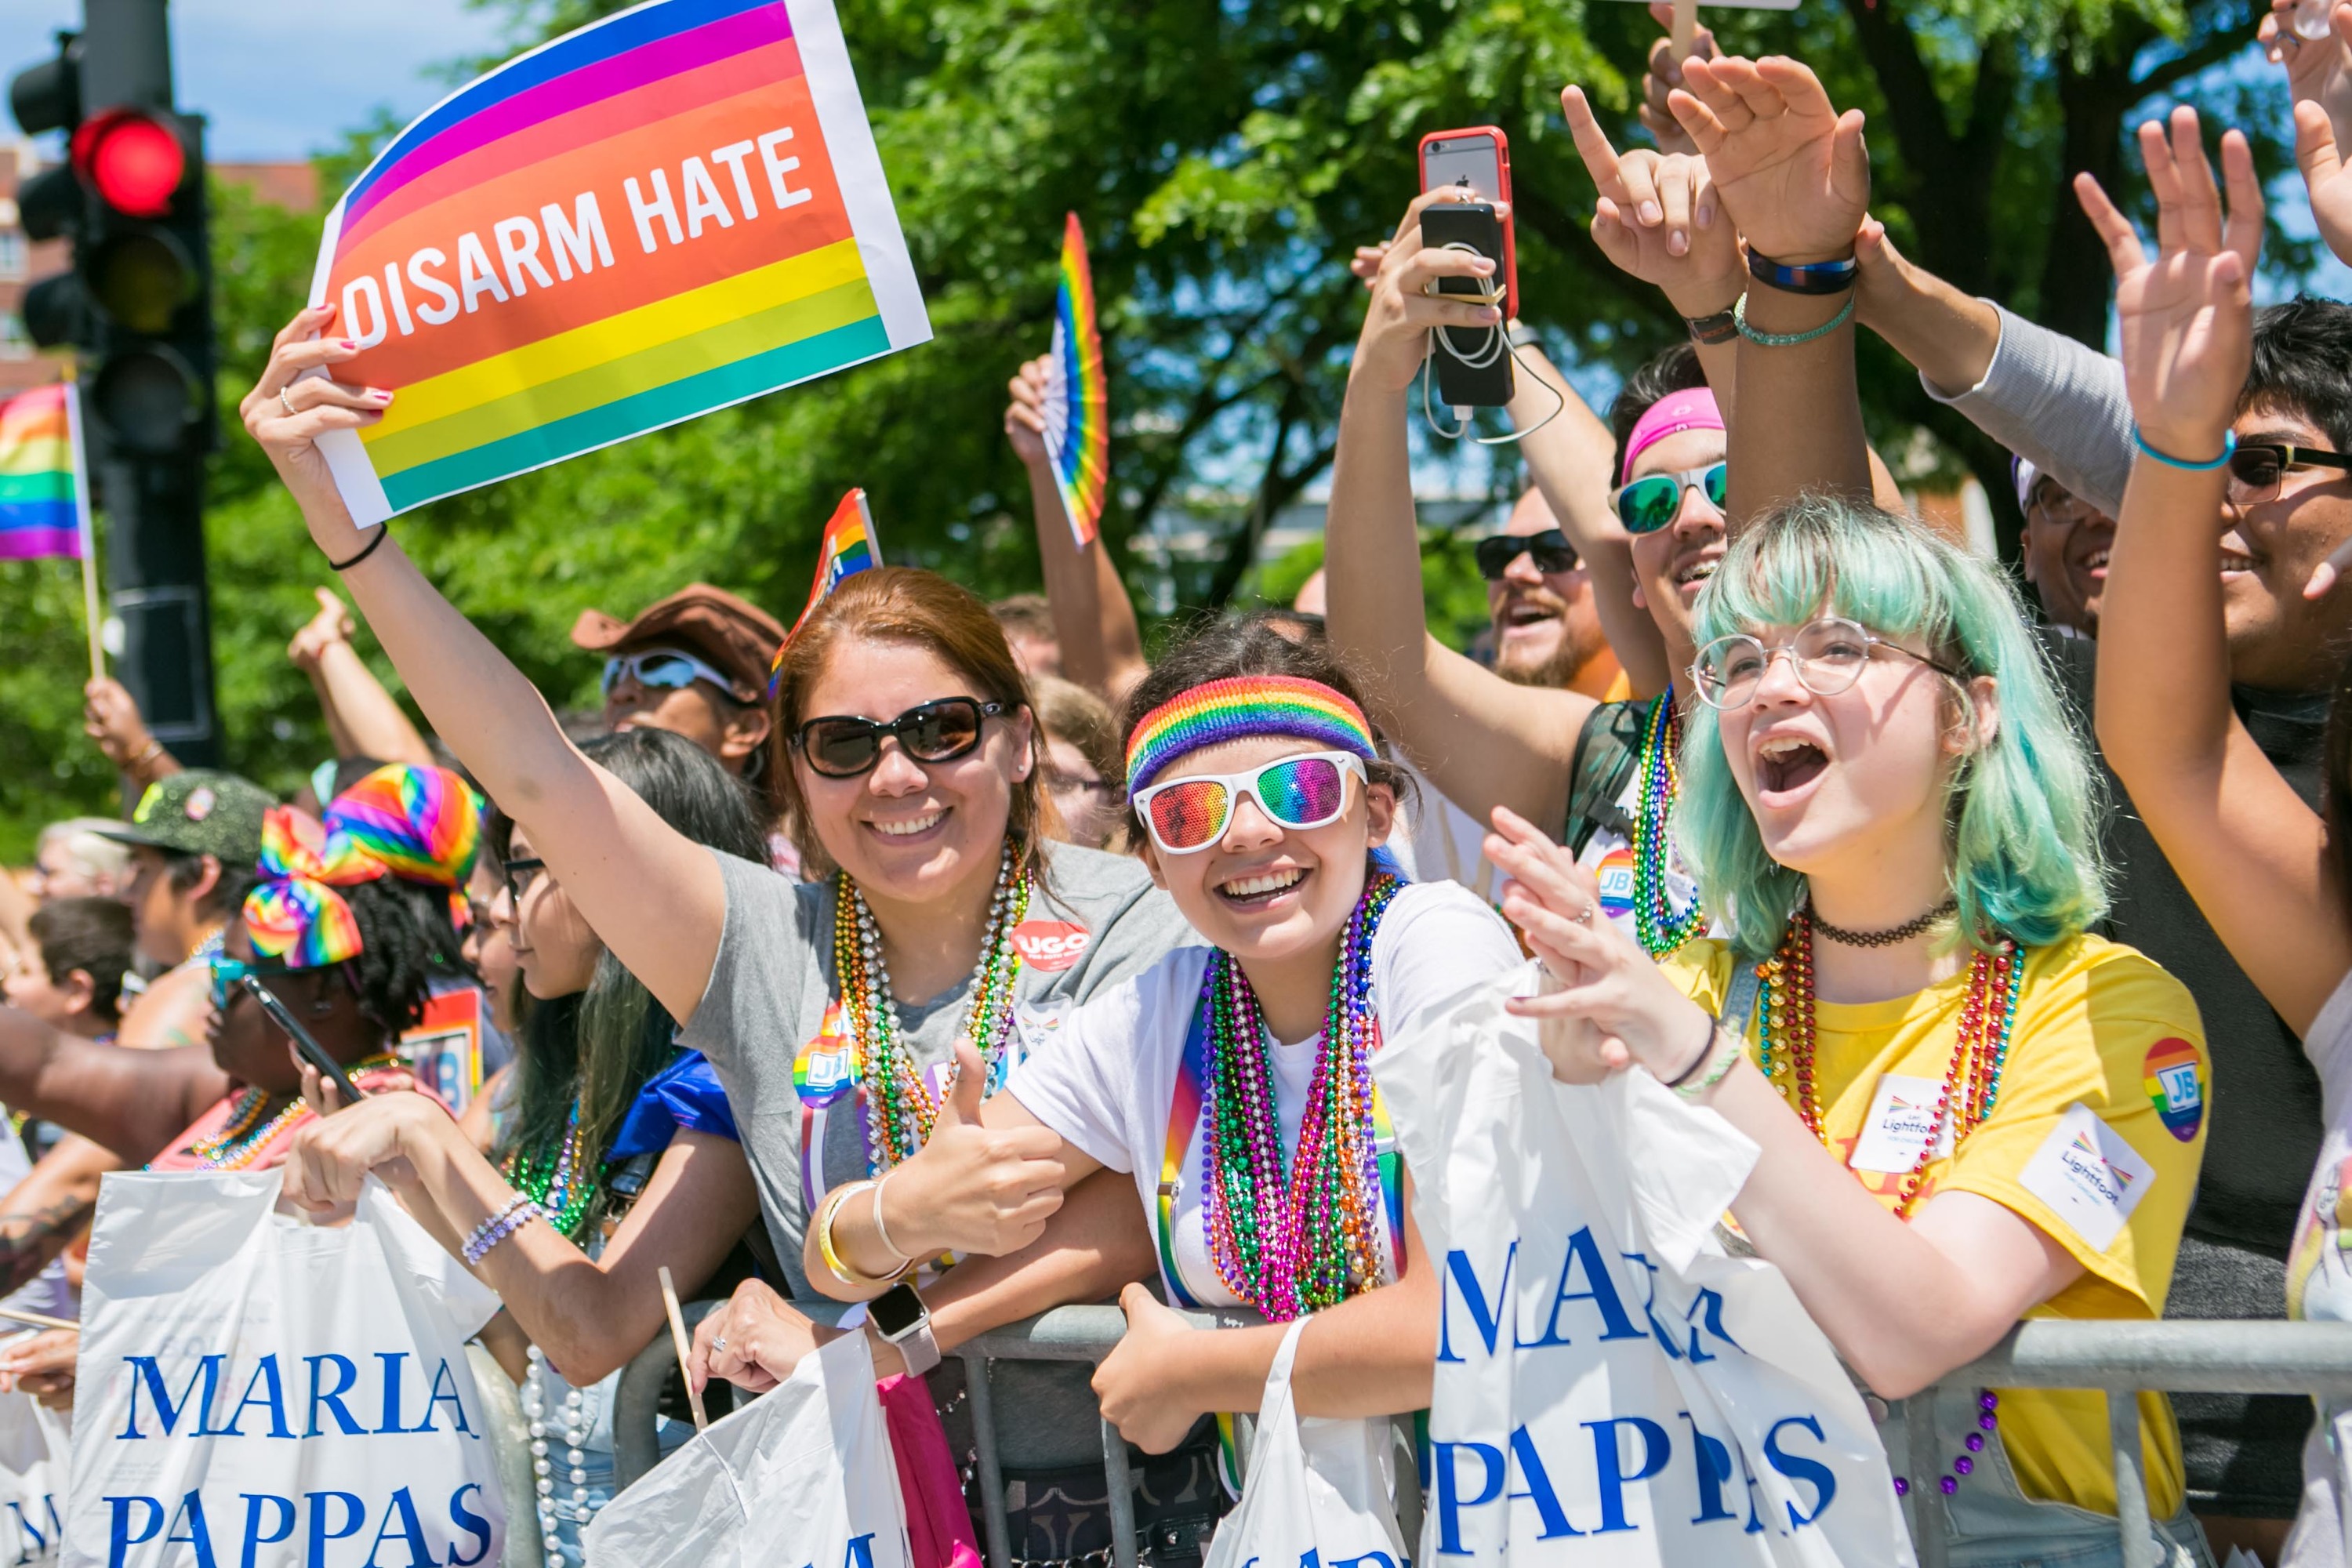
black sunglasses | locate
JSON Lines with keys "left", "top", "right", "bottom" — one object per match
{"left": 2227, "top": 443, "right": 2352, "bottom": 501}
{"left": 793, "top": 697, "right": 1007, "bottom": 779}
{"left": 1473, "top": 528, "right": 1581, "bottom": 580}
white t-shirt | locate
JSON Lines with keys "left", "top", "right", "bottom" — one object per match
{"left": 2285, "top": 967, "right": 2352, "bottom": 1566}
{"left": 1388, "top": 757, "right": 1506, "bottom": 905}
{"left": 1005, "top": 880, "right": 1523, "bottom": 1308}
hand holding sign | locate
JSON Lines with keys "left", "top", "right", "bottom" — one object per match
{"left": 1668, "top": 53, "right": 1869, "bottom": 267}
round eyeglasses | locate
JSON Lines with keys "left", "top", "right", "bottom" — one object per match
{"left": 1690, "top": 617, "right": 1968, "bottom": 710}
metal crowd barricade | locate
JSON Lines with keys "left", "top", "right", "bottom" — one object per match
{"left": 614, "top": 1308, "right": 2352, "bottom": 1568}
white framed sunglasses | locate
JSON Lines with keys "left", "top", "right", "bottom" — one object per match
{"left": 600, "top": 647, "right": 738, "bottom": 700}
{"left": 1132, "top": 751, "right": 1367, "bottom": 855}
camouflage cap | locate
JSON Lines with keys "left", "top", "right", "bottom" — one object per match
{"left": 93, "top": 771, "right": 274, "bottom": 868}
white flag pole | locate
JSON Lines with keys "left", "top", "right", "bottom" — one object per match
{"left": 61, "top": 365, "right": 103, "bottom": 684}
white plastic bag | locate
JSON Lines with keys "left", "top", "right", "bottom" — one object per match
{"left": 64, "top": 1171, "right": 506, "bottom": 1568}
{"left": 1376, "top": 963, "right": 1913, "bottom": 1566}
{"left": 1204, "top": 1316, "right": 1409, "bottom": 1568}
{"left": 0, "top": 1381, "right": 66, "bottom": 1565}
{"left": 583, "top": 1328, "right": 911, "bottom": 1568}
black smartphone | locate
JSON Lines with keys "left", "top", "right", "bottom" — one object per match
{"left": 1418, "top": 201, "right": 1514, "bottom": 409}
{"left": 241, "top": 975, "right": 368, "bottom": 1109}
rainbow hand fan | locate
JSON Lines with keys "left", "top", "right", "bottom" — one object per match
{"left": 1040, "top": 212, "right": 1109, "bottom": 547}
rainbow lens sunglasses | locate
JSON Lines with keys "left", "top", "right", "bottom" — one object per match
{"left": 1133, "top": 751, "right": 1367, "bottom": 855}
{"left": 1609, "top": 462, "right": 1728, "bottom": 535}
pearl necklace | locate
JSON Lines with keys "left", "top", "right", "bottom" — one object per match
{"left": 833, "top": 842, "right": 1029, "bottom": 1174}
{"left": 1631, "top": 691, "right": 1702, "bottom": 959}
{"left": 1753, "top": 907, "right": 2022, "bottom": 1219}
{"left": 521, "top": 1344, "right": 591, "bottom": 1568}
{"left": 1200, "top": 872, "right": 1398, "bottom": 1321}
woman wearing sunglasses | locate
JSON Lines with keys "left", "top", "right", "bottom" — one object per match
{"left": 817, "top": 620, "right": 1524, "bottom": 1458}
{"left": 1483, "top": 494, "right": 2215, "bottom": 1563}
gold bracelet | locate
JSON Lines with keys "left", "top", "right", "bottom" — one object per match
{"left": 815, "top": 1180, "right": 903, "bottom": 1290}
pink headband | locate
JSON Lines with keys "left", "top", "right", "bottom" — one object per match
{"left": 1621, "top": 387, "right": 1726, "bottom": 485}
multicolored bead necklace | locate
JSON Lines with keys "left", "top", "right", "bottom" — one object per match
{"left": 1199, "top": 872, "right": 1400, "bottom": 1322}
{"left": 1750, "top": 903, "right": 2020, "bottom": 1502}
{"left": 1631, "top": 690, "right": 1703, "bottom": 959}
{"left": 1753, "top": 906, "right": 2021, "bottom": 1219}
{"left": 504, "top": 1099, "right": 598, "bottom": 1240}
{"left": 833, "top": 841, "right": 1029, "bottom": 1174}
{"left": 187, "top": 1052, "right": 403, "bottom": 1172}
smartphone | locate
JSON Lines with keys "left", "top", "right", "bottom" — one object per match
{"left": 1418, "top": 127, "right": 1516, "bottom": 320}
{"left": 241, "top": 974, "right": 367, "bottom": 1109}
{"left": 1418, "top": 201, "right": 1515, "bottom": 408}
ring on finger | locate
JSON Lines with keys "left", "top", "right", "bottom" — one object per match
{"left": 1575, "top": 904, "right": 1595, "bottom": 925}
{"left": 710, "top": 1337, "right": 727, "bottom": 1353}
{"left": 278, "top": 387, "right": 296, "bottom": 417}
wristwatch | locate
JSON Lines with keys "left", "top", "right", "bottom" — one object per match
{"left": 867, "top": 1280, "right": 940, "bottom": 1375}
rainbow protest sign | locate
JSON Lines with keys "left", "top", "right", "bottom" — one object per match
{"left": 307, "top": 0, "right": 930, "bottom": 524}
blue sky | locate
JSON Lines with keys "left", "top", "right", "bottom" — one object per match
{"left": 0, "top": 0, "right": 508, "bottom": 162}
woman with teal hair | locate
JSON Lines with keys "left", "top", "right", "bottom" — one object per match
{"left": 1486, "top": 489, "right": 2216, "bottom": 1563}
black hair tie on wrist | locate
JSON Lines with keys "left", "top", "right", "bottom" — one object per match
{"left": 328, "top": 527, "right": 389, "bottom": 572}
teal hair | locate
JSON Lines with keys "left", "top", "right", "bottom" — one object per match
{"left": 1675, "top": 495, "right": 2107, "bottom": 959}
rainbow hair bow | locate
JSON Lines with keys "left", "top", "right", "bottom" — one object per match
{"left": 243, "top": 765, "right": 483, "bottom": 969}
{"left": 1124, "top": 675, "right": 1378, "bottom": 794}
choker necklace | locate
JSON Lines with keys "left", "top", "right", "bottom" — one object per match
{"left": 1810, "top": 895, "right": 1958, "bottom": 949}
{"left": 1632, "top": 689, "right": 1703, "bottom": 958}
{"left": 1200, "top": 872, "right": 1399, "bottom": 1321}
{"left": 834, "top": 842, "right": 1029, "bottom": 1174}
{"left": 1754, "top": 908, "right": 2020, "bottom": 1218}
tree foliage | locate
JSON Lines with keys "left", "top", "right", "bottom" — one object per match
{"left": 0, "top": 0, "right": 2307, "bottom": 856}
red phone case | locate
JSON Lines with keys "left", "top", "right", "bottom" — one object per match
{"left": 1417, "top": 125, "right": 1516, "bottom": 321}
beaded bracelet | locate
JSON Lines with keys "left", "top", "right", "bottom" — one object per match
{"left": 1733, "top": 292, "right": 1856, "bottom": 349}
{"left": 1685, "top": 306, "right": 1740, "bottom": 347}
{"left": 2134, "top": 428, "right": 2237, "bottom": 472}
{"left": 1746, "top": 248, "right": 1859, "bottom": 296}
{"left": 461, "top": 1192, "right": 543, "bottom": 1265}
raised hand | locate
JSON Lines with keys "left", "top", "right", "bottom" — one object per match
{"left": 1668, "top": 54, "right": 1869, "bottom": 266}
{"left": 2265, "top": 2, "right": 2352, "bottom": 158}
{"left": 288, "top": 585, "right": 358, "bottom": 674}
{"left": 1639, "top": 0, "right": 1718, "bottom": 155}
{"left": 2074, "top": 107, "right": 2262, "bottom": 461}
{"left": 1565, "top": 85, "right": 1742, "bottom": 317}
{"left": 1004, "top": 354, "right": 1054, "bottom": 471}
{"left": 241, "top": 303, "right": 394, "bottom": 552}
{"left": 81, "top": 677, "right": 155, "bottom": 769}
{"left": 1348, "top": 187, "right": 1509, "bottom": 394}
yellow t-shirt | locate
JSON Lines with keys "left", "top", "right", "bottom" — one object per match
{"left": 1662, "top": 932, "right": 2209, "bottom": 1519}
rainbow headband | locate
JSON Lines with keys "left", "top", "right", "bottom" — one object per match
{"left": 1125, "top": 676, "right": 1377, "bottom": 793}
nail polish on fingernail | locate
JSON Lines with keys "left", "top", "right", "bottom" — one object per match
{"left": 339, "top": 339, "right": 358, "bottom": 351}
{"left": 373, "top": 390, "right": 394, "bottom": 402}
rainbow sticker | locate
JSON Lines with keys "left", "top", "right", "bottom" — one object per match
{"left": 2143, "top": 1037, "right": 2205, "bottom": 1144}
{"left": 793, "top": 1000, "right": 855, "bottom": 1107}
{"left": 1594, "top": 846, "right": 1636, "bottom": 920}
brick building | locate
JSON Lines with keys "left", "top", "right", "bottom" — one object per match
{"left": 0, "top": 140, "right": 70, "bottom": 397}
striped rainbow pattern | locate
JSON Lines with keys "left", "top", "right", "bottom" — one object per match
{"left": 311, "top": 0, "right": 929, "bottom": 522}
{"left": 1125, "top": 674, "right": 1377, "bottom": 793}
{"left": 1044, "top": 212, "right": 1109, "bottom": 547}
{"left": 326, "top": 764, "right": 484, "bottom": 887}
{"left": 768, "top": 487, "right": 880, "bottom": 695}
{"left": 0, "top": 384, "right": 83, "bottom": 562}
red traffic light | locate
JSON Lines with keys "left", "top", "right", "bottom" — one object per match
{"left": 71, "top": 109, "right": 187, "bottom": 218}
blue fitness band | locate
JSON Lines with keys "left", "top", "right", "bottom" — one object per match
{"left": 1733, "top": 292, "right": 1856, "bottom": 348}
{"left": 2133, "top": 429, "right": 2237, "bottom": 472}
{"left": 1746, "top": 248, "right": 1859, "bottom": 297}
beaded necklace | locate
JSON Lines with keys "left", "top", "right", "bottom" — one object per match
{"left": 1199, "top": 872, "right": 1400, "bottom": 1322}
{"left": 1751, "top": 906, "right": 2022, "bottom": 1501}
{"left": 187, "top": 1052, "right": 404, "bottom": 1172}
{"left": 1631, "top": 690, "right": 1703, "bottom": 959}
{"left": 1753, "top": 907, "right": 2021, "bottom": 1219}
{"left": 833, "top": 842, "right": 1029, "bottom": 1174}
{"left": 504, "top": 1100, "right": 597, "bottom": 1241}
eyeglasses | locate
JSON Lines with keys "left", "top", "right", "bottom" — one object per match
{"left": 1132, "top": 752, "right": 1367, "bottom": 855}
{"left": 209, "top": 953, "right": 255, "bottom": 1012}
{"left": 500, "top": 857, "right": 547, "bottom": 905}
{"left": 1690, "top": 616, "right": 1968, "bottom": 711}
{"left": 1610, "top": 463, "right": 1728, "bottom": 535}
{"left": 601, "top": 648, "right": 739, "bottom": 701}
{"left": 2225, "top": 443, "right": 2352, "bottom": 505}
{"left": 792, "top": 698, "right": 1006, "bottom": 779}
{"left": 1472, "top": 528, "right": 1581, "bottom": 580}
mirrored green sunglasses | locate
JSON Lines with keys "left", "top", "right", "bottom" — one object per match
{"left": 1610, "top": 462, "right": 1728, "bottom": 535}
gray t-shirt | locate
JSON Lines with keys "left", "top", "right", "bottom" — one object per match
{"left": 678, "top": 841, "right": 1189, "bottom": 1467}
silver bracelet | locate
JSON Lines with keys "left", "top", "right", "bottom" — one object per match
{"left": 870, "top": 1170, "right": 912, "bottom": 1268}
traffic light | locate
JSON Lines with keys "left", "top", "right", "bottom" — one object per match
{"left": 9, "top": 3, "right": 221, "bottom": 764}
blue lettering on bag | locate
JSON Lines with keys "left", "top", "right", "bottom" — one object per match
{"left": 1764, "top": 1415, "right": 1838, "bottom": 1528}
{"left": 305, "top": 1490, "right": 365, "bottom": 1568}
{"left": 1586, "top": 1417, "right": 1670, "bottom": 1533}
{"left": 362, "top": 1486, "right": 434, "bottom": 1568}
{"left": 416, "top": 1359, "right": 475, "bottom": 1436}
{"left": 1506, "top": 1425, "right": 1579, "bottom": 1538}
{"left": 222, "top": 1354, "right": 294, "bottom": 1439}
{"left": 1431, "top": 1442, "right": 1504, "bottom": 1555}
{"left": 118, "top": 1354, "right": 224, "bottom": 1439}
{"left": 1525, "top": 1229, "right": 1646, "bottom": 1347}
{"left": 306, "top": 1355, "right": 367, "bottom": 1436}
{"left": 105, "top": 1495, "right": 163, "bottom": 1566}
{"left": 445, "top": 1483, "right": 493, "bottom": 1567}
{"left": 797, "top": 1534, "right": 878, "bottom": 1568}
{"left": 376, "top": 1353, "right": 409, "bottom": 1435}
{"left": 165, "top": 1490, "right": 219, "bottom": 1568}
{"left": 239, "top": 1494, "right": 296, "bottom": 1568}
{"left": 1438, "top": 1243, "right": 1514, "bottom": 1362}
{"left": 5, "top": 1493, "right": 59, "bottom": 1566}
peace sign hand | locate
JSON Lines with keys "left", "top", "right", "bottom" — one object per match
{"left": 1566, "top": 85, "right": 1743, "bottom": 318}
{"left": 2074, "top": 107, "right": 2263, "bottom": 461}
{"left": 1668, "top": 54, "right": 1869, "bottom": 267}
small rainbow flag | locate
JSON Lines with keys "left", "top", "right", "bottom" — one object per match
{"left": 0, "top": 383, "right": 91, "bottom": 563}
{"left": 769, "top": 487, "right": 880, "bottom": 695}
{"left": 1040, "top": 212, "right": 1109, "bottom": 547}
{"left": 308, "top": 0, "right": 930, "bottom": 525}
